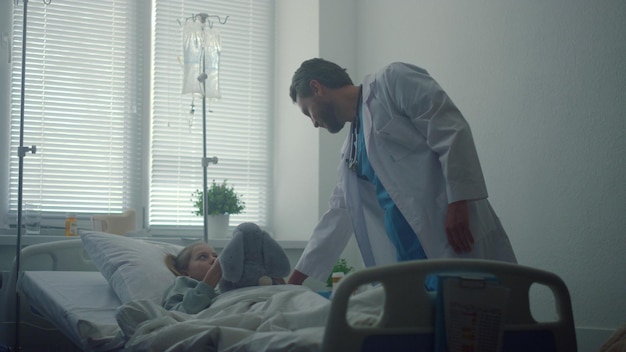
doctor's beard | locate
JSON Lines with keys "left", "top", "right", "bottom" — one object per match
{"left": 319, "top": 102, "right": 346, "bottom": 134}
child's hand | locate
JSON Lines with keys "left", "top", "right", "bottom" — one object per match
{"left": 203, "top": 258, "right": 222, "bottom": 288}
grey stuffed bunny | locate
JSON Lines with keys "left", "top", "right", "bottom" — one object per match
{"left": 218, "top": 222, "right": 291, "bottom": 293}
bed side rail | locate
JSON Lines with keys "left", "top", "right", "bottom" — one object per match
{"left": 17, "top": 238, "right": 96, "bottom": 272}
{"left": 322, "top": 259, "right": 576, "bottom": 352}
{"left": 0, "top": 239, "right": 97, "bottom": 348}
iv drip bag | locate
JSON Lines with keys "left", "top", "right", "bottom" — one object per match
{"left": 182, "top": 19, "right": 222, "bottom": 99}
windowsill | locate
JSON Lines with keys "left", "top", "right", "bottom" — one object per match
{"left": 0, "top": 230, "right": 308, "bottom": 249}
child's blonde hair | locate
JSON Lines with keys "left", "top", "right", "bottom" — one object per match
{"left": 164, "top": 242, "right": 205, "bottom": 276}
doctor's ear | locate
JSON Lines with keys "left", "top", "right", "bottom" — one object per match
{"left": 309, "top": 80, "right": 322, "bottom": 95}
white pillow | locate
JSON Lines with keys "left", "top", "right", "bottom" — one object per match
{"left": 80, "top": 231, "right": 184, "bottom": 304}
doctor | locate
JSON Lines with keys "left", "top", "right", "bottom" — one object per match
{"left": 287, "top": 58, "right": 517, "bottom": 286}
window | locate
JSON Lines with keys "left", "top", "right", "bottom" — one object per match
{"left": 151, "top": 1, "right": 273, "bottom": 231}
{"left": 8, "top": 1, "right": 145, "bottom": 220}
{"left": 6, "top": 0, "right": 273, "bottom": 234}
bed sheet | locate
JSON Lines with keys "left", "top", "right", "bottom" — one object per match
{"left": 117, "top": 284, "right": 385, "bottom": 352}
{"left": 17, "top": 271, "right": 125, "bottom": 351}
{"left": 18, "top": 272, "right": 387, "bottom": 352}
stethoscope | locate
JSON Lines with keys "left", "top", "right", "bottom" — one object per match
{"left": 345, "top": 85, "right": 363, "bottom": 172}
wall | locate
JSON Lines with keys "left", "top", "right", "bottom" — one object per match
{"left": 351, "top": 0, "right": 625, "bottom": 349}
{"left": 274, "top": 0, "right": 625, "bottom": 349}
{"left": 272, "top": 0, "right": 321, "bottom": 241}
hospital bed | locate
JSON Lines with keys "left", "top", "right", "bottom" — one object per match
{"left": 0, "top": 239, "right": 104, "bottom": 351}
{"left": 0, "top": 233, "right": 577, "bottom": 351}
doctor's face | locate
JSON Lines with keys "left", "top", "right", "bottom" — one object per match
{"left": 183, "top": 243, "right": 218, "bottom": 281}
{"left": 296, "top": 94, "right": 346, "bottom": 134}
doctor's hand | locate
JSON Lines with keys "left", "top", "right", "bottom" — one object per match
{"left": 445, "top": 200, "right": 474, "bottom": 254}
{"left": 287, "top": 269, "right": 308, "bottom": 285}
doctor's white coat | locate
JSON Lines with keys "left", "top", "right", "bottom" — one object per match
{"left": 295, "top": 63, "right": 517, "bottom": 283}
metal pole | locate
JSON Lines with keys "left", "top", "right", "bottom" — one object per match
{"left": 14, "top": 0, "right": 31, "bottom": 349}
{"left": 196, "top": 15, "right": 218, "bottom": 243}
{"left": 201, "top": 53, "right": 209, "bottom": 244}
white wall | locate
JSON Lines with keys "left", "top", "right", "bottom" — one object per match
{"left": 274, "top": 0, "right": 625, "bottom": 349}
{"left": 272, "top": 0, "right": 321, "bottom": 241}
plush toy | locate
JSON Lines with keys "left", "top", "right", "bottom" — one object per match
{"left": 218, "top": 222, "right": 291, "bottom": 293}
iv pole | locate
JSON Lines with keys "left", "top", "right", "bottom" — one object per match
{"left": 193, "top": 13, "right": 219, "bottom": 244}
{"left": 199, "top": 62, "right": 219, "bottom": 244}
{"left": 181, "top": 13, "right": 229, "bottom": 243}
{"left": 13, "top": 0, "right": 39, "bottom": 349}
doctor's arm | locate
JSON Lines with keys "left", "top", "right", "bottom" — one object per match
{"left": 289, "top": 184, "right": 353, "bottom": 285}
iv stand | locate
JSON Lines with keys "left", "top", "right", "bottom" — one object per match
{"left": 14, "top": 0, "right": 38, "bottom": 349}
{"left": 199, "top": 68, "right": 219, "bottom": 244}
{"left": 196, "top": 13, "right": 218, "bottom": 244}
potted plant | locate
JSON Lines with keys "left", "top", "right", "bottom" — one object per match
{"left": 192, "top": 180, "right": 245, "bottom": 238}
{"left": 326, "top": 258, "right": 354, "bottom": 288}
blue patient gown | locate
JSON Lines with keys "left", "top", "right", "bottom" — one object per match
{"left": 162, "top": 276, "right": 220, "bottom": 314}
{"left": 355, "top": 113, "right": 437, "bottom": 290}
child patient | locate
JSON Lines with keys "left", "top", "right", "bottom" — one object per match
{"left": 163, "top": 222, "right": 292, "bottom": 314}
{"left": 163, "top": 242, "right": 223, "bottom": 313}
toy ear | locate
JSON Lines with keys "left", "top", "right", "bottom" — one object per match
{"left": 219, "top": 227, "right": 245, "bottom": 282}
{"left": 262, "top": 231, "right": 291, "bottom": 278}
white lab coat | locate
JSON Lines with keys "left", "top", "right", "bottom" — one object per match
{"left": 295, "top": 63, "right": 517, "bottom": 283}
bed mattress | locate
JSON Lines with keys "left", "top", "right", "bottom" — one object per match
{"left": 17, "top": 271, "right": 122, "bottom": 350}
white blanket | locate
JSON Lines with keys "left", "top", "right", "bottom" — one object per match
{"left": 114, "top": 285, "right": 384, "bottom": 352}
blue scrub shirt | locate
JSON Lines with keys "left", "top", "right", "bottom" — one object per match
{"left": 354, "top": 115, "right": 427, "bottom": 262}
{"left": 354, "top": 112, "right": 437, "bottom": 291}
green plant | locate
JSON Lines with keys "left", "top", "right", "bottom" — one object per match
{"left": 326, "top": 258, "right": 354, "bottom": 288}
{"left": 192, "top": 180, "right": 245, "bottom": 216}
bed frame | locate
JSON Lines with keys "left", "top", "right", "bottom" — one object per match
{"left": 0, "top": 239, "right": 96, "bottom": 351}
{"left": 323, "top": 258, "right": 577, "bottom": 352}
{"left": 1, "top": 239, "right": 577, "bottom": 352}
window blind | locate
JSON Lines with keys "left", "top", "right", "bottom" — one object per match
{"left": 9, "top": 1, "right": 144, "bottom": 217}
{"left": 151, "top": 0, "right": 273, "bottom": 229}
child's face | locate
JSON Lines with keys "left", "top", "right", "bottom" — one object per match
{"left": 185, "top": 244, "right": 218, "bottom": 281}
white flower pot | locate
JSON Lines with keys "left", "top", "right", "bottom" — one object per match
{"left": 207, "top": 214, "right": 230, "bottom": 239}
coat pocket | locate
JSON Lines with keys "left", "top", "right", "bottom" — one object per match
{"left": 376, "top": 117, "right": 423, "bottom": 161}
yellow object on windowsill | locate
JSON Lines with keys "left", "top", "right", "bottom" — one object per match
{"left": 65, "top": 213, "right": 78, "bottom": 236}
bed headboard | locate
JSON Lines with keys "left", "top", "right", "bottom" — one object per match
{"left": 322, "top": 259, "right": 577, "bottom": 352}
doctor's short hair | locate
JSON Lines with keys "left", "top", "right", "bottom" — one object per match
{"left": 290, "top": 58, "right": 353, "bottom": 103}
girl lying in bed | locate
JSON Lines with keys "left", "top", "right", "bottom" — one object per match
{"left": 162, "top": 222, "right": 292, "bottom": 314}
{"left": 163, "top": 243, "right": 223, "bottom": 313}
